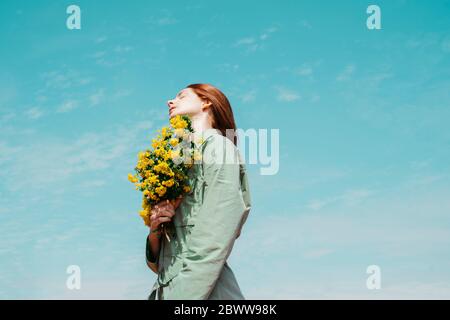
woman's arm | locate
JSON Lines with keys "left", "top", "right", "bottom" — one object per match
{"left": 163, "top": 136, "right": 250, "bottom": 300}
{"left": 145, "top": 199, "right": 181, "bottom": 274}
{"left": 146, "top": 230, "right": 161, "bottom": 274}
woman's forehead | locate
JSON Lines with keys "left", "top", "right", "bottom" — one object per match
{"left": 177, "top": 88, "right": 188, "bottom": 96}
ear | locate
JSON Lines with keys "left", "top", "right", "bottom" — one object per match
{"left": 202, "top": 100, "right": 212, "bottom": 111}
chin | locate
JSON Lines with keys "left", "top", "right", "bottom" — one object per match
{"left": 171, "top": 111, "right": 187, "bottom": 118}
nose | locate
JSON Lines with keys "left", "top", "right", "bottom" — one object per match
{"left": 167, "top": 100, "right": 174, "bottom": 109}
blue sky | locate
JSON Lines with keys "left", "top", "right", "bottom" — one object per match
{"left": 1, "top": 0, "right": 449, "bottom": 299}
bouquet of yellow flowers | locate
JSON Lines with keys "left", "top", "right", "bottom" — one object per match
{"left": 128, "top": 115, "right": 203, "bottom": 242}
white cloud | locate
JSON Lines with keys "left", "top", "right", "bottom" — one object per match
{"left": 216, "top": 63, "right": 239, "bottom": 73}
{"left": 310, "top": 94, "right": 320, "bottom": 102}
{"left": 233, "top": 26, "right": 278, "bottom": 53}
{"left": 259, "top": 26, "right": 278, "bottom": 40}
{"left": 41, "top": 69, "right": 92, "bottom": 90}
{"left": 0, "top": 121, "right": 153, "bottom": 193}
{"left": 228, "top": 185, "right": 450, "bottom": 298}
{"left": 113, "top": 88, "right": 132, "bottom": 99}
{"left": 404, "top": 174, "right": 446, "bottom": 188}
{"left": 96, "top": 36, "right": 107, "bottom": 43}
{"left": 276, "top": 60, "right": 321, "bottom": 79}
{"left": 409, "top": 159, "right": 432, "bottom": 170}
{"left": 236, "top": 38, "right": 255, "bottom": 45}
{"left": 234, "top": 37, "right": 258, "bottom": 52}
{"left": 81, "top": 179, "right": 106, "bottom": 189}
{"left": 240, "top": 89, "right": 257, "bottom": 103}
{"left": 299, "top": 19, "right": 312, "bottom": 29}
{"left": 90, "top": 51, "right": 106, "bottom": 59}
{"left": 442, "top": 37, "right": 450, "bottom": 52}
{"left": 0, "top": 111, "right": 15, "bottom": 123}
{"left": 34, "top": 277, "right": 152, "bottom": 300}
{"left": 24, "top": 107, "right": 44, "bottom": 120}
{"left": 156, "top": 17, "right": 178, "bottom": 26}
{"left": 57, "top": 100, "right": 78, "bottom": 113}
{"left": 295, "top": 65, "right": 313, "bottom": 76}
{"left": 236, "top": 187, "right": 450, "bottom": 266}
{"left": 145, "top": 9, "right": 178, "bottom": 27}
{"left": 244, "top": 279, "right": 450, "bottom": 299}
{"left": 307, "top": 188, "right": 375, "bottom": 210}
{"left": 114, "top": 45, "right": 133, "bottom": 53}
{"left": 275, "top": 86, "right": 301, "bottom": 102}
{"left": 89, "top": 89, "right": 105, "bottom": 106}
{"left": 303, "top": 248, "right": 333, "bottom": 259}
{"left": 337, "top": 64, "right": 355, "bottom": 82}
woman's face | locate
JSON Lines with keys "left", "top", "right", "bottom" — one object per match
{"left": 167, "top": 88, "right": 206, "bottom": 118}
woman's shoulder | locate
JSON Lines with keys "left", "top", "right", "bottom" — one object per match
{"left": 201, "top": 130, "right": 240, "bottom": 165}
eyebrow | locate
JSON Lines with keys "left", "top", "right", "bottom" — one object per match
{"left": 176, "top": 91, "right": 185, "bottom": 97}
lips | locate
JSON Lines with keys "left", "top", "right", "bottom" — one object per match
{"left": 169, "top": 106, "right": 175, "bottom": 113}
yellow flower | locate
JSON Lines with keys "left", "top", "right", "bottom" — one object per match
{"left": 160, "top": 161, "right": 169, "bottom": 171}
{"left": 163, "top": 150, "right": 172, "bottom": 161}
{"left": 154, "top": 161, "right": 167, "bottom": 173}
{"left": 177, "top": 120, "right": 188, "bottom": 129}
{"left": 155, "top": 185, "right": 167, "bottom": 197}
{"left": 169, "top": 116, "right": 179, "bottom": 127}
{"left": 162, "top": 179, "right": 174, "bottom": 187}
{"left": 150, "top": 193, "right": 159, "bottom": 201}
{"left": 155, "top": 147, "right": 167, "bottom": 158}
{"left": 151, "top": 139, "right": 160, "bottom": 149}
{"left": 161, "top": 126, "right": 172, "bottom": 138}
{"left": 142, "top": 198, "right": 151, "bottom": 210}
{"left": 148, "top": 175, "right": 159, "bottom": 184}
{"left": 174, "top": 128, "right": 184, "bottom": 137}
{"left": 170, "top": 115, "right": 188, "bottom": 129}
{"left": 134, "top": 182, "right": 143, "bottom": 190}
{"left": 171, "top": 149, "right": 181, "bottom": 162}
{"left": 131, "top": 114, "right": 195, "bottom": 226}
{"left": 170, "top": 138, "right": 179, "bottom": 147}
{"left": 137, "top": 158, "right": 150, "bottom": 170}
{"left": 128, "top": 173, "right": 138, "bottom": 183}
{"left": 138, "top": 151, "right": 150, "bottom": 162}
{"left": 139, "top": 209, "right": 151, "bottom": 226}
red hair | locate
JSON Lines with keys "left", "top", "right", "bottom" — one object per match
{"left": 187, "top": 83, "right": 238, "bottom": 146}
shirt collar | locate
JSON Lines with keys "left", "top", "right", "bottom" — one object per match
{"left": 196, "top": 128, "right": 221, "bottom": 146}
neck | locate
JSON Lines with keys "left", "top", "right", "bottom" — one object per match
{"left": 189, "top": 112, "right": 213, "bottom": 139}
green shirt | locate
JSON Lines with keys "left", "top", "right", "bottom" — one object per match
{"left": 146, "top": 128, "right": 252, "bottom": 300}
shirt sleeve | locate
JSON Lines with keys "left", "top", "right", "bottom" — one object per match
{"left": 163, "top": 135, "right": 250, "bottom": 300}
{"left": 145, "top": 235, "right": 159, "bottom": 274}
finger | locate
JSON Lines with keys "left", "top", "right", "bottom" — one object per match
{"left": 153, "top": 204, "right": 166, "bottom": 214}
{"left": 158, "top": 207, "right": 175, "bottom": 217}
{"left": 157, "top": 201, "right": 169, "bottom": 210}
{"left": 165, "top": 201, "right": 174, "bottom": 211}
{"left": 174, "top": 197, "right": 183, "bottom": 208}
{"left": 156, "top": 200, "right": 168, "bottom": 208}
{"left": 157, "top": 216, "right": 171, "bottom": 225}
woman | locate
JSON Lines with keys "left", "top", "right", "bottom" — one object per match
{"left": 145, "top": 83, "right": 252, "bottom": 300}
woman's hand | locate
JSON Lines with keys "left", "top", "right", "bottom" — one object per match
{"left": 146, "top": 196, "right": 184, "bottom": 273}
{"left": 149, "top": 197, "right": 183, "bottom": 234}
